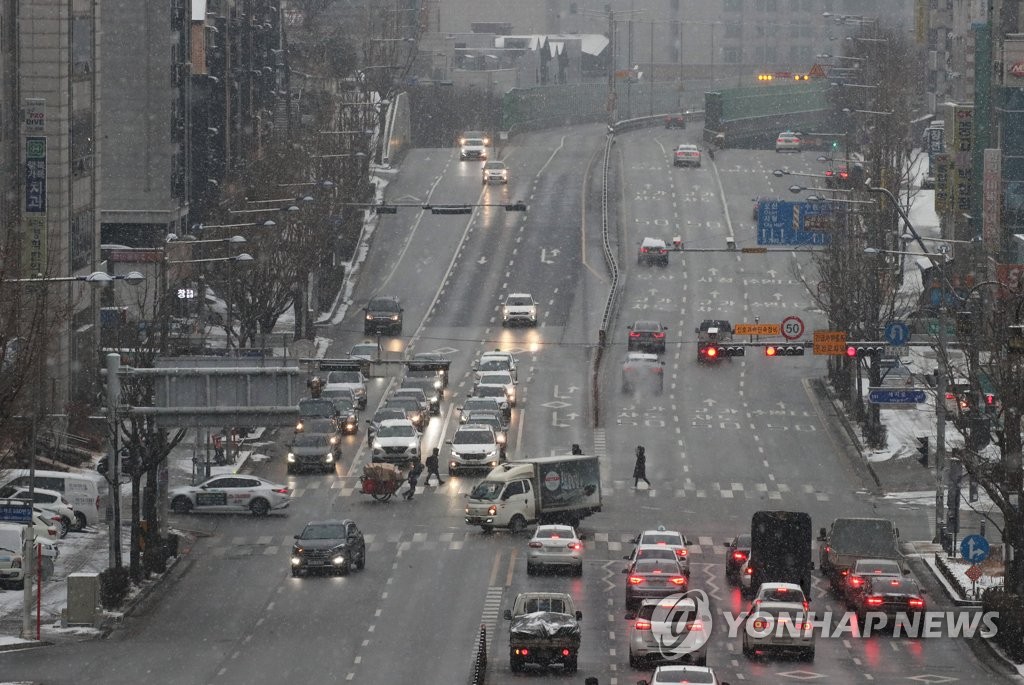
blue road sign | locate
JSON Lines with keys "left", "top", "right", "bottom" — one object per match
{"left": 0, "top": 501, "right": 32, "bottom": 524}
{"left": 867, "top": 388, "right": 927, "bottom": 404}
{"left": 884, "top": 322, "right": 910, "bottom": 347}
{"left": 757, "top": 200, "right": 832, "bottom": 246}
{"left": 960, "top": 534, "right": 990, "bottom": 563}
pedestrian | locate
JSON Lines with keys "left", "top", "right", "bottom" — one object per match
{"left": 633, "top": 445, "right": 651, "bottom": 488}
{"left": 571, "top": 444, "right": 583, "bottom": 455}
{"left": 424, "top": 448, "right": 445, "bottom": 485}
{"left": 405, "top": 459, "right": 424, "bottom": 500}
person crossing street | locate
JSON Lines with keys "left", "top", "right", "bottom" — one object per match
{"left": 404, "top": 459, "right": 425, "bottom": 500}
{"left": 424, "top": 448, "right": 445, "bottom": 485}
{"left": 633, "top": 445, "right": 651, "bottom": 488}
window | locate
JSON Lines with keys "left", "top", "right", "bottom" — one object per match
{"left": 70, "top": 209, "right": 94, "bottom": 271}
{"left": 723, "top": 0, "right": 743, "bottom": 11}
{"left": 504, "top": 481, "right": 524, "bottom": 498}
{"left": 722, "top": 46, "right": 742, "bottom": 63}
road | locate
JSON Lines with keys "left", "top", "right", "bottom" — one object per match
{"left": 0, "top": 127, "right": 1015, "bottom": 685}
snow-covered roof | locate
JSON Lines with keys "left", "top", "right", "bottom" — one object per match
{"left": 191, "top": 0, "right": 207, "bottom": 22}
{"left": 495, "top": 34, "right": 608, "bottom": 56}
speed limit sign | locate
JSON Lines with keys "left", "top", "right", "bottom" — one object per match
{"left": 781, "top": 316, "right": 805, "bottom": 341}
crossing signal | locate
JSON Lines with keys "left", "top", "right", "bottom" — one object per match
{"left": 846, "top": 343, "right": 885, "bottom": 358}
{"left": 984, "top": 393, "right": 997, "bottom": 413}
{"left": 765, "top": 344, "right": 805, "bottom": 357}
{"left": 915, "top": 437, "right": 929, "bottom": 467}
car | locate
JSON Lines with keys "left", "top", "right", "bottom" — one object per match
{"left": 628, "top": 320, "right": 668, "bottom": 354}
{"left": 724, "top": 533, "right": 752, "bottom": 583}
{"left": 290, "top": 519, "right": 365, "bottom": 576}
{"left": 844, "top": 558, "right": 906, "bottom": 607}
{"left": 501, "top": 293, "right": 537, "bottom": 326}
{"left": 824, "top": 165, "right": 849, "bottom": 188}
{"left": 458, "top": 396, "right": 510, "bottom": 425}
{"left": 366, "top": 407, "right": 407, "bottom": 447}
{"left": 370, "top": 418, "right": 421, "bottom": 466}
{"left": 471, "top": 384, "right": 512, "bottom": 421}
{"left": 624, "top": 557, "right": 689, "bottom": 609}
{"left": 292, "top": 417, "right": 344, "bottom": 452}
{"left": 349, "top": 341, "right": 382, "bottom": 362}
{"left": 664, "top": 113, "right": 686, "bottom": 129}
{"left": 623, "top": 544, "right": 680, "bottom": 566}
{"left": 169, "top": 475, "right": 291, "bottom": 516}
{"left": 400, "top": 376, "right": 441, "bottom": 415}
{"left": 30, "top": 509, "right": 61, "bottom": 543}
{"left": 621, "top": 351, "right": 664, "bottom": 394}
{"left": 286, "top": 434, "right": 338, "bottom": 475}
{"left": 852, "top": 576, "right": 926, "bottom": 626}
{"left": 460, "top": 130, "right": 489, "bottom": 145}
{"left": 363, "top": 296, "right": 403, "bottom": 335}
{"left": 742, "top": 600, "right": 815, "bottom": 660}
{"left": 319, "top": 392, "right": 359, "bottom": 435}
{"left": 673, "top": 144, "right": 702, "bottom": 167}
{"left": 631, "top": 528, "right": 691, "bottom": 576}
{"left": 0, "top": 523, "right": 58, "bottom": 589}
{"left": 628, "top": 597, "right": 708, "bottom": 668}
{"left": 0, "top": 485, "right": 77, "bottom": 538}
{"left": 324, "top": 369, "right": 367, "bottom": 409}
{"left": 407, "top": 352, "right": 451, "bottom": 389}
{"left": 638, "top": 665, "right": 728, "bottom": 685}
{"left": 447, "top": 424, "right": 500, "bottom": 475}
{"left": 482, "top": 160, "right": 508, "bottom": 184}
{"left": 384, "top": 395, "right": 425, "bottom": 430}
{"left": 474, "top": 351, "right": 518, "bottom": 382}
{"left": 526, "top": 524, "right": 583, "bottom": 576}
{"left": 775, "top": 131, "right": 802, "bottom": 152}
{"left": 752, "top": 582, "right": 809, "bottom": 612}
{"left": 638, "top": 237, "right": 669, "bottom": 266}
{"left": 391, "top": 387, "right": 431, "bottom": 418}
{"left": 739, "top": 559, "right": 754, "bottom": 595}
{"left": 476, "top": 371, "right": 517, "bottom": 406}
{"left": 296, "top": 397, "right": 338, "bottom": 429}
{"left": 459, "top": 136, "right": 488, "bottom": 161}
{"left": 464, "top": 411, "right": 508, "bottom": 456}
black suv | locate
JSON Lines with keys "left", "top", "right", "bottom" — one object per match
{"left": 291, "top": 519, "right": 366, "bottom": 576}
{"left": 363, "top": 296, "right": 403, "bottom": 335}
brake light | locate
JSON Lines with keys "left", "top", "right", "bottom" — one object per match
{"left": 824, "top": 546, "right": 831, "bottom": 553}
{"left": 653, "top": 332, "right": 665, "bottom": 338}
{"left": 908, "top": 598, "right": 925, "bottom": 608}
{"left": 669, "top": 576, "right": 687, "bottom": 586}
{"left": 514, "top": 648, "right": 529, "bottom": 656}
{"left": 732, "top": 551, "right": 748, "bottom": 561}
{"left": 848, "top": 576, "right": 864, "bottom": 588}
{"left": 561, "top": 649, "right": 571, "bottom": 657}
{"left": 803, "top": 600, "right": 810, "bottom": 612}
{"left": 705, "top": 347, "right": 718, "bottom": 358}
{"left": 840, "top": 569, "right": 849, "bottom": 576}
{"left": 745, "top": 565, "right": 753, "bottom": 575}
{"left": 752, "top": 618, "right": 768, "bottom": 630}
{"left": 688, "top": 620, "right": 704, "bottom": 631}
{"left": 825, "top": 170, "right": 834, "bottom": 177}
{"left": 528, "top": 542, "right": 543, "bottom": 548}
{"left": 945, "top": 392, "right": 955, "bottom": 400}
{"left": 676, "top": 548, "right": 688, "bottom": 558}
{"left": 273, "top": 488, "right": 290, "bottom": 495}
{"left": 641, "top": 247, "right": 648, "bottom": 253}
{"left": 550, "top": 533, "right": 561, "bottom": 538}
{"left": 839, "top": 170, "right": 848, "bottom": 179}
{"left": 629, "top": 332, "right": 641, "bottom": 338}
{"left": 628, "top": 576, "right": 644, "bottom": 585}
{"left": 799, "top": 622, "right": 812, "bottom": 630}
{"left": 866, "top": 596, "right": 884, "bottom": 606}
{"left": 634, "top": 619, "right": 653, "bottom": 630}
{"left": 776, "top": 587, "right": 789, "bottom": 593}
{"left": 567, "top": 542, "right": 582, "bottom": 550}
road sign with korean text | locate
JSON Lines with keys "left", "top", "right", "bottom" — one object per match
{"left": 734, "top": 323, "right": 781, "bottom": 336}
{"left": 813, "top": 330, "right": 847, "bottom": 355}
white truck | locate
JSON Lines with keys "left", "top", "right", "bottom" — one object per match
{"left": 464, "top": 454, "right": 602, "bottom": 533}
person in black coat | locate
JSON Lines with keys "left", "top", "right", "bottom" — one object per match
{"left": 633, "top": 445, "right": 651, "bottom": 488}
{"left": 424, "top": 448, "right": 445, "bottom": 485}
{"left": 405, "top": 460, "right": 425, "bottom": 500}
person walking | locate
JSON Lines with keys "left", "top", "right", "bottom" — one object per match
{"left": 424, "top": 448, "right": 445, "bottom": 485}
{"left": 633, "top": 445, "right": 651, "bottom": 488}
{"left": 404, "top": 459, "right": 424, "bottom": 500}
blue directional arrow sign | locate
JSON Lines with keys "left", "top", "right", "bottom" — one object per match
{"left": 867, "top": 388, "right": 927, "bottom": 404}
{"left": 960, "top": 534, "right": 990, "bottom": 563}
{"left": 757, "top": 201, "right": 832, "bottom": 246}
{"left": 884, "top": 321, "right": 910, "bottom": 347}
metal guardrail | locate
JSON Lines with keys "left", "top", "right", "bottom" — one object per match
{"left": 469, "top": 623, "right": 487, "bottom": 684}
{"left": 608, "top": 109, "right": 706, "bottom": 135}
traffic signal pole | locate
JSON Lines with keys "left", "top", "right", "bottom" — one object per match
{"left": 935, "top": 295, "right": 948, "bottom": 543}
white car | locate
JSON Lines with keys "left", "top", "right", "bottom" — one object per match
{"left": 447, "top": 424, "right": 500, "bottom": 474}
{"left": 628, "top": 597, "right": 708, "bottom": 668}
{"left": 752, "top": 582, "right": 809, "bottom": 611}
{"left": 742, "top": 600, "right": 815, "bottom": 660}
{"left": 459, "top": 137, "right": 487, "bottom": 161}
{"left": 476, "top": 371, "right": 517, "bottom": 407}
{"left": 169, "top": 475, "right": 291, "bottom": 516}
{"left": 474, "top": 351, "right": 518, "bottom": 382}
{"left": 482, "top": 160, "right": 509, "bottom": 184}
{"left": 501, "top": 293, "right": 537, "bottom": 326}
{"left": 775, "top": 131, "right": 802, "bottom": 152}
{"left": 639, "top": 665, "right": 727, "bottom": 685}
{"left": 324, "top": 369, "right": 367, "bottom": 409}
{"left": 31, "top": 510, "right": 62, "bottom": 543}
{"left": 0, "top": 523, "right": 58, "bottom": 589}
{"left": 0, "top": 485, "right": 77, "bottom": 537}
{"left": 632, "top": 527, "right": 691, "bottom": 570}
{"left": 349, "top": 341, "right": 382, "bottom": 362}
{"left": 673, "top": 144, "right": 702, "bottom": 167}
{"left": 370, "top": 418, "right": 421, "bottom": 466}
{"left": 526, "top": 525, "right": 583, "bottom": 576}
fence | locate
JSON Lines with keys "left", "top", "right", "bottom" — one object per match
{"left": 469, "top": 623, "right": 487, "bottom": 684}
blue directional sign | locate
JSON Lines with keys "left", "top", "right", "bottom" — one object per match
{"left": 757, "top": 200, "right": 832, "bottom": 246}
{"left": 960, "top": 534, "right": 990, "bottom": 563}
{"left": 884, "top": 321, "right": 910, "bottom": 347}
{"left": 867, "top": 388, "right": 927, "bottom": 404}
{"left": 0, "top": 501, "right": 32, "bottom": 524}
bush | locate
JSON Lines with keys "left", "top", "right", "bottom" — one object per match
{"left": 983, "top": 588, "right": 1024, "bottom": 662}
{"left": 99, "top": 566, "right": 131, "bottom": 610}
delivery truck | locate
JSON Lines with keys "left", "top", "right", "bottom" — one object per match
{"left": 464, "top": 454, "right": 602, "bottom": 533}
{"left": 745, "top": 510, "right": 814, "bottom": 597}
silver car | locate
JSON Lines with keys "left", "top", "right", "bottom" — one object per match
{"left": 628, "top": 597, "right": 708, "bottom": 668}
{"left": 741, "top": 600, "right": 815, "bottom": 660}
{"left": 526, "top": 524, "right": 583, "bottom": 576}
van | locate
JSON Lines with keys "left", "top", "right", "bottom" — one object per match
{"left": 0, "top": 469, "right": 108, "bottom": 530}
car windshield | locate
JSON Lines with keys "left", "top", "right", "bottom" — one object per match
{"left": 635, "top": 547, "right": 676, "bottom": 561}
{"left": 454, "top": 430, "right": 493, "bottom": 444}
{"left": 464, "top": 138, "right": 484, "bottom": 146}
{"left": 298, "top": 399, "right": 336, "bottom": 417}
{"left": 300, "top": 524, "right": 346, "bottom": 540}
{"left": 464, "top": 399, "right": 497, "bottom": 412}
{"left": 469, "top": 481, "right": 503, "bottom": 501}
{"left": 856, "top": 560, "right": 902, "bottom": 575}
{"left": 485, "top": 161, "right": 505, "bottom": 169}
{"left": 474, "top": 385, "right": 506, "bottom": 398}
{"left": 301, "top": 419, "right": 336, "bottom": 433}
{"left": 467, "top": 415, "right": 500, "bottom": 429}
{"left": 327, "top": 371, "right": 361, "bottom": 383}
{"left": 377, "top": 424, "right": 417, "bottom": 438}
{"left": 653, "top": 669, "right": 714, "bottom": 684}
{"left": 760, "top": 587, "right": 803, "bottom": 602}
{"left": 368, "top": 299, "right": 400, "bottom": 312}
{"left": 536, "top": 527, "right": 574, "bottom": 539}
{"left": 477, "top": 359, "right": 509, "bottom": 372}
{"left": 641, "top": 532, "right": 683, "bottom": 546}
{"left": 395, "top": 390, "right": 425, "bottom": 400}
{"left": 387, "top": 398, "right": 418, "bottom": 410}
{"left": 479, "top": 373, "right": 511, "bottom": 385}
{"left": 292, "top": 434, "right": 329, "bottom": 448}
{"left": 634, "top": 559, "right": 680, "bottom": 574}
{"left": 332, "top": 399, "right": 356, "bottom": 413}
{"left": 634, "top": 322, "right": 660, "bottom": 333}
{"left": 373, "top": 410, "right": 406, "bottom": 423}
{"left": 736, "top": 534, "right": 752, "bottom": 547}
{"left": 638, "top": 602, "right": 695, "bottom": 623}
{"left": 505, "top": 295, "right": 532, "bottom": 306}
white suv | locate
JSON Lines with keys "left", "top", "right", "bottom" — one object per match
{"left": 501, "top": 293, "right": 537, "bottom": 326}
{"left": 459, "top": 137, "right": 488, "bottom": 161}
{"left": 370, "top": 418, "right": 421, "bottom": 466}
{"left": 447, "top": 424, "right": 500, "bottom": 475}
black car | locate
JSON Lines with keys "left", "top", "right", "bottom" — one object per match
{"left": 293, "top": 417, "right": 343, "bottom": 450}
{"left": 852, "top": 576, "right": 926, "bottom": 626}
{"left": 321, "top": 391, "right": 359, "bottom": 435}
{"left": 286, "top": 434, "right": 338, "bottom": 475}
{"left": 664, "top": 113, "right": 686, "bottom": 129}
{"left": 291, "top": 519, "right": 366, "bottom": 576}
{"left": 724, "top": 533, "right": 752, "bottom": 583}
{"left": 407, "top": 353, "right": 451, "bottom": 389}
{"left": 297, "top": 398, "right": 338, "bottom": 431}
{"left": 363, "top": 296, "right": 403, "bottom": 335}
{"left": 366, "top": 407, "right": 407, "bottom": 447}
{"left": 401, "top": 376, "right": 441, "bottom": 415}
{"left": 627, "top": 320, "right": 667, "bottom": 354}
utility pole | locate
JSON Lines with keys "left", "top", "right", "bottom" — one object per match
{"left": 935, "top": 294, "right": 948, "bottom": 543}
{"left": 106, "top": 353, "right": 123, "bottom": 569}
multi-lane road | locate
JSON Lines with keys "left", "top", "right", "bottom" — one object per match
{"left": 0, "top": 125, "right": 1015, "bottom": 684}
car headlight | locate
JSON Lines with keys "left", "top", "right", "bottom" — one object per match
{"left": 287, "top": 453, "right": 296, "bottom": 463}
{"left": 439, "top": 369, "right": 446, "bottom": 377}
{"left": 433, "top": 379, "right": 442, "bottom": 389}
{"left": 330, "top": 436, "right": 338, "bottom": 444}
{"left": 486, "top": 449, "right": 497, "bottom": 458}
{"left": 365, "top": 313, "right": 373, "bottom": 320}
{"left": 528, "top": 307, "right": 536, "bottom": 317}
{"left": 451, "top": 450, "right": 461, "bottom": 459}
{"left": 390, "top": 315, "right": 399, "bottom": 321}
{"left": 409, "top": 442, "right": 419, "bottom": 452}
{"left": 291, "top": 556, "right": 301, "bottom": 566}
{"left": 325, "top": 453, "right": 334, "bottom": 463}
{"left": 372, "top": 442, "right": 382, "bottom": 453}
{"left": 496, "top": 433, "right": 506, "bottom": 445}
{"left": 332, "top": 555, "right": 345, "bottom": 565}
{"left": 295, "top": 421, "right": 304, "bottom": 431}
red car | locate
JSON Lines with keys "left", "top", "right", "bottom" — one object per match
{"left": 664, "top": 113, "right": 686, "bottom": 129}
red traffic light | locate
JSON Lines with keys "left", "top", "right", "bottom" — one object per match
{"left": 846, "top": 346, "right": 857, "bottom": 357}
{"left": 765, "top": 346, "right": 778, "bottom": 357}
{"left": 985, "top": 393, "right": 996, "bottom": 406}
{"left": 705, "top": 346, "right": 718, "bottom": 358}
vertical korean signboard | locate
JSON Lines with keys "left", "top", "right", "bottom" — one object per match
{"left": 23, "top": 98, "right": 46, "bottom": 276}
{"left": 950, "top": 104, "right": 973, "bottom": 214}
{"left": 983, "top": 149, "right": 1001, "bottom": 282}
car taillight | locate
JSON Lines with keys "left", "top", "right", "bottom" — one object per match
{"left": 628, "top": 576, "right": 644, "bottom": 585}
{"left": 670, "top": 576, "right": 687, "bottom": 586}
{"left": 688, "top": 620, "right": 704, "bottom": 631}
{"left": 273, "top": 488, "right": 290, "bottom": 495}
{"left": 567, "top": 542, "right": 582, "bottom": 550}
{"left": 799, "top": 622, "right": 812, "bottom": 630}
{"left": 825, "top": 170, "right": 834, "bottom": 177}
{"left": 653, "top": 332, "right": 665, "bottom": 338}
{"left": 866, "top": 596, "right": 884, "bottom": 606}
{"left": 629, "top": 332, "right": 640, "bottom": 338}
{"left": 945, "top": 392, "right": 955, "bottom": 400}
{"left": 803, "top": 601, "right": 809, "bottom": 612}
{"left": 641, "top": 247, "right": 649, "bottom": 253}
{"left": 514, "top": 648, "right": 529, "bottom": 656}
{"left": 840, "top": 569, "right": 849, "bottom": 576}
{"left": 848, "top": 576, "right": 863, "bottom": 588}
{"left": 839, "top": 171, "right": 848, "bottom": 179}
{"left": 561, "top": 649, "right": 571, "bottom": 656}
{"left": 528, "top": 542, "right": 543, "bottom": 548}
{"left": 824, "top": 546, "right": 831, "bottom": 553}
{"left": 732, "top": 551, "right": 748, "bottom": 561}
{"left": 635, "top": 619, "right": 652, "bottom": 630}
{"left": 752, "top": 618, "right": 768, "bottom": 630}
{"left": 705, "top": 347, "right": 717, "bottom": 358}
{"left": 908, "top": 598, "right": 925, "bottom": 609}
{"left": 745, "top": 565, "right": 753, "bottom": 575}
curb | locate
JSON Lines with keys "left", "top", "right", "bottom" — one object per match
{"left": 0, "top": 639, "right": 53, "bottom": 652}
{"left": 924, "top": 553, "right": 984, "bottom": 606}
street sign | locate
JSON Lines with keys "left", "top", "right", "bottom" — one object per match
{"left": 964, "top": 564, "right": 984, "bottom": 583}
{"left": 867, "top": 388, "right": 927, "bottom": 404}
{"left": 813, "top": 330, "right": 847, "bottom": 355}
{"left": 884, "top": 321, "right": 910, "bottom": 347}
{"left": 0, "top": 499, "right": 32, "bottom": 524}
{"left": 756, "top": 200, "right": 832, "bottom": 246}
{"left": 781, "top": 316, "right": 804, "bottom": 341}
{"left": 960, "top": 534, "right": 990, "bottom": 563}
{"left": 734, "top": 323, "right": 781, "bottom": 336}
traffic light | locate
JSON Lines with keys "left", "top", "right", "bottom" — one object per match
{"left": 699, "top": 345, "right": 720, "bottom": 360}
{"left": 831, "top": 140, "right": 840, "bottom": 150}
{"left": 845, "top": 343, "right": 885, "bottom": 358}
{"left": 915, "top": 436, "right": 929, "bottom": 467}
{"left": 969, "top": 476, "right": 979, "bottom": 503}
{"left": 765, "top": 344, "right": 805, "bottom": 356}
{"left": 967, "top": 414, "right": 992, "bottom": 451}
{"left": 721, "top": 345, "right": 745, "bottom": 357}
{"left": 955, "top": 310, "right": 974, "bottom": 336}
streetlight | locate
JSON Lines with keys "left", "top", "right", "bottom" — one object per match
{"left": 167, "top": 254, "right": 254, "bottom": 351}
{"left": 773, "top": 168, "right": 827, "bottom": 180}
{"left": 5, "top": 270, "right": 145, "bottom": 286}
{"left": 788, "top": 183, "right": 853, "bottom": 195}
{"left": 843, "top": 107, "right": 893, "bottom": 116}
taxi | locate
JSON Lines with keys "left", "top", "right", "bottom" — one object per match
{"left": 169, "top": 475, "right": 291, "bottom": 516}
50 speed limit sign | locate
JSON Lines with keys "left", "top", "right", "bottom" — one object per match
{"left": 781, "top": 316, "right": 805, "bottom": 341}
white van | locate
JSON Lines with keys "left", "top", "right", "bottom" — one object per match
{"left": 0, "top": 469, "right": 108, "bottom": 530}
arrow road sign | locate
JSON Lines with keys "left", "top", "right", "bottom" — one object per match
{"left": 884, "top": 321, "right": 910, "bottom": 347}
{"left": 867, "top": 388, "right": 927, "bottom": 404}
{"left": 960, "top": 534, "right": 990, "bottom": 563}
